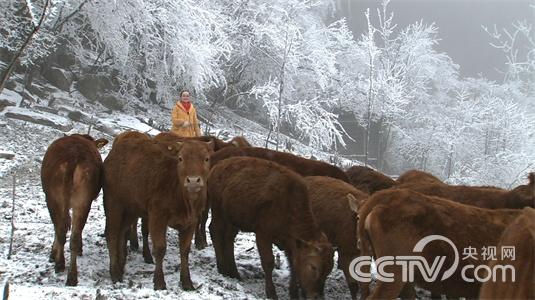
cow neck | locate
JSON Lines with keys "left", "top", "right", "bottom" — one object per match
{"left": 287, "top": 201, "right": 321, "bottom": 243}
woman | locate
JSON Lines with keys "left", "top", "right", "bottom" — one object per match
{"left": 171, "top": 90, "right": 201, "bottom": 137}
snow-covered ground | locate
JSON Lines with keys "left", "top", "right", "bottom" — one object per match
{"left": 0, "top": 87, "right": 357, "bottom": 299}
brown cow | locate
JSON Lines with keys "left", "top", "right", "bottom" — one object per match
{"left": 305, "top": 176, "right": 368, "bottom": 299}
{"left": 41, "top": 134, "right": 108, "bottom": 286}
{"left": 208, "top": 157, "right": 333, "bottom": 299}
{"left": 396, "top": 169, "right": 443, "bottom": 185}
{"left": 397, "top": 173, "right": 535, "bottom": 209}
{"left": 154, "top": 131, "right": 251, "bottom": 151}
{"left": 127, "top": 131, "right": 252, "bottom": 252}
{"left": 352, "top": 189, "right": 522, "bottom": 299}
{"left": 345, "top": 166, "right": 396, "bottom": 194}
{"left": 210, "top": 146, "right": 350, "bottom": 181}
{"left": 479, "top": 207, "right": 535, "bottom": 299}
{"left": 198, "top": 146, "right": 350, "bottom": 254}
{"left": 102, "top": 131, "right": 214, "bottom": 290}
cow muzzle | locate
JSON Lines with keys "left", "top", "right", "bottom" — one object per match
{"left": 184, "top": 176, "right": 204, "bottom": 193}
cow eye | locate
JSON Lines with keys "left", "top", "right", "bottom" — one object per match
{"left": 178, "top": 156, "right": 183, "bottom": 162}
{"left": 205, "top": 157, "right": 209, "bottom": 162}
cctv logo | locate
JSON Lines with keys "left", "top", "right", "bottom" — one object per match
{"left": 349, "top": 235, "right": 458, "bottom": 283}
{"left": 349, "top": 235, "right": 515, "bottom": 283}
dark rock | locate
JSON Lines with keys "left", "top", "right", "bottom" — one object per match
{"left": 77, "top": 74, "right": 113, "bottom": 101}
{"left": 42, "top": 67, "right": 73, "bottom": 91}
{"left": 0, "top": 152, "right": 15, "bottom": 160}
{"left": 99, "top": 94, "right": 123, "bottom": 111}
{"left": 25, "top": 84, "right": 49, "bottom": 100}
{"left": 33, "top": 105, "right": 59, "bottom": 114}
{"left": 0, "top": 89, "right": 20, "bottom": 111}
{"left": 48, "top": 47, "right": 76, "bottom": 68}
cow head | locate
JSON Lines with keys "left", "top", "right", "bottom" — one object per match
{"left": 508, "top": 172, "right": 535, "bottom": 208}
{"left": 292, "top": 233, "right": 334, "bottom": 299}
{"left": 172, "top": 140, "right": 214, "bottom": 200}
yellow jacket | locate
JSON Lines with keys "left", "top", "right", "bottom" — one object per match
{"left": 171, "top": 101, "right": 201, "bottom": 137}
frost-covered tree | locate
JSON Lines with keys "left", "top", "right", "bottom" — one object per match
{"left": 344, "top": 0, "right": 458, "bottom": 168}
{"left": 483, "top": 4, "right": 535, "bottom": 98}
{"left": 58, "top": 0, "right": 231, "bottom": 105}
{"left": 218, "top": 0, "right": 354, "bottom": 151}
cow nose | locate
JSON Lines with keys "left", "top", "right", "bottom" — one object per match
{"left": 186, "top": 176, "right": 203, "bottom": 185}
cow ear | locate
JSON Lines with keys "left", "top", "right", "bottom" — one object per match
{"left": 176, "top": 141, "right": 183, "bottom": 150}
{"left": 205, "top": 140, "right": 214, "bottom": 151}
{"left": 347, "top": 193, "right": 359, "bottom": 212}
{"left": 95, "top": 138, "right": 109, "bottom": 149}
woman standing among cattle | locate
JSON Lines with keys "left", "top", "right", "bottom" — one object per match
{"left": 171, "top": 89, "right": 201, "bottom": 137}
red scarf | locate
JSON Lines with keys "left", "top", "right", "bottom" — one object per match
{"left": 180, "top": 101, "right": 191, "bottom": 112}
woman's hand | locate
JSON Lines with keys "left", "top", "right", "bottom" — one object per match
{"left": 182, "top": 121, "right": 190, "bottom": 127}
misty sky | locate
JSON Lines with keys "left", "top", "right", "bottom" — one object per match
{"left": 334, "top": 0, "right": 534, "bottom": 81}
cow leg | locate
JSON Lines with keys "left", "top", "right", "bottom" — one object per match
{"left": 338, "top": 252, "right": 359, "bottom": 299}
{"left": 66, "top": 198, "right": 91, "bottom": 286}
{"left": 194, "top": 207, "right": 209, "bottom": 250}
{"left": 286, "top": 250, "right": 299, "bottom": 299}
{"left": 105, "top": 203, "right": 125, "bottom": 283}
{"left": 178, "top": 225, "right": 195, "bottom": 290}
{"left": 118, "top": 214, "right": 136, "bottom": 276}
{"left": 368, "top": 267, "right": 408, "bottom": 300}
{"left": 128, "top": 218, "right": 139, "bottom": 251}
{"left": 256, "top": 232, "right": 277, "bottom": 299}
{"left": 47, "top": 196, "right": 68, "bottom": 273}
{"left": 222, "top": 225, "right": 240, "bottom": 279}
{"left": 149, "top": 216, "right": 168, "bottom": 290}
{"left": 209, "top": 210, "right": 239, "bottom": 278}
{"left": 141, "top": 217, "right": 153, "bottom": 264}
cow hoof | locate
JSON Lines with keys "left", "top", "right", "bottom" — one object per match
{"left": 144, "top": 256, "right": 154, "bottom": 264}
{"left": 195, "top": 241, "right": 208, "bottom": 250}
{"left": 182, "top": 282, "right": 195, "bottom": 291}
{"left": 66, "top": 275, "right": 78, "bottom": 286}
{"left": 54, "top": 263, "right": 65, "bottom": 273}
{"left": 154, "top": 282, "right": 167, "bottom": 290}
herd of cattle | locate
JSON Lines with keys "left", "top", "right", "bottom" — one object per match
{"left": 40, "top": 132, "right": 535, "bottom": 299}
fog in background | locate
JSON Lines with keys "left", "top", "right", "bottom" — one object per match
{"left": 334, "top": 0, "right": 534, "bottom": 81}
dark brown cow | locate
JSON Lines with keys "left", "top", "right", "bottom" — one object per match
{"left": 352, "top": 189, "right": 522, "bottom": 299}
{"left": 479, "top": 207, "right": 535, "bottom": 299}
{"left": 102, "top": 131, "right": 214, "bottom": 290}
{"left": 41, "top": 134, "right": 108, "bottom": 286}
{"left": 345, "top": 166, "right": 396, "bottom": 194}
{"left": 210, "top": 146, "right": 350, "bottom": 181}
{"left": 397, "top": 173, "right": 535, "bottom": 209}
{"left": 208, "top": 157, "right": 333, "bottom": 299}
{"left": 305, "top": 176, "right": 368, "bottom": 299}
{"left": 396, "top": 169, "right": 443, "bottom": 185}
{"left": 198, "top": 146, "right": 350, "bottom": 254}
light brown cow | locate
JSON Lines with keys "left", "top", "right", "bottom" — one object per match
{"left": 41, "top": 134, "right": 108, "bottom": 286}
{"left": 345, "top": 166, "right": 396, "bottom": 194}
{"left": 102, "top": 131, "right": 214, "bottom": 290}
{"left": 305, "top": 176, "right": 368, "bottom": 299}
{"left": 126, "top": 132, "right": 253, "bottom": 253}
{"left": 479, "top": 207, "right": 535, "bottom": 299}
{"left": 208, "top": 157, "right": 333, "bottom": 299}
{"left": 351, "top": 189, "right": 522, "bottom": 299}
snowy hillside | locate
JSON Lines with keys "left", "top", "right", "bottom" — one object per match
{"left": 0, "top": 86, "right": 360, "bottom": 299}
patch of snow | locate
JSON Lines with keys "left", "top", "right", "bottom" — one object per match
{"left": 2, "top": 107, "right": 73, "bottom": 132}
{"left": 0, "top": 89, "right": 22, "bottom": 107}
